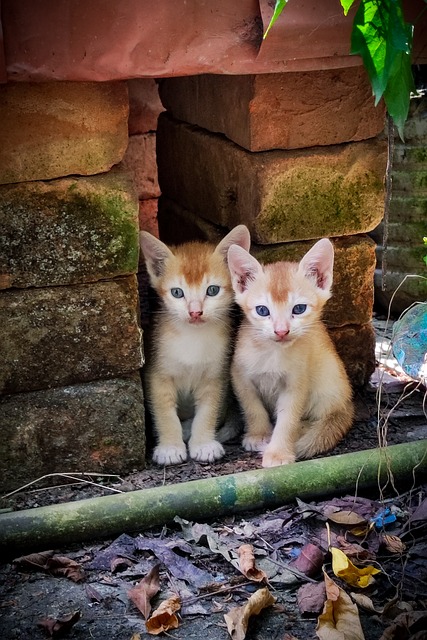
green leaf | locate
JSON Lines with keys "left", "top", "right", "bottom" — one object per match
{"left": 383, "top": 47, "right": 415, "bottom": 139}
{"left": 263, "top": 0, "right": 289, "bottom": 40}
{"left": 340, "top": 0, "right": 357, "bottom": 16}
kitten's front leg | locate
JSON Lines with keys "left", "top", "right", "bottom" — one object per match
{"left": 262, "top": 388, "right": 305, "bottom": 467}
{"left": 188, "top": 378, "right": 225, "bottom": 462}
{"left": 149, "top": 373, "right": 187, "bottom": 465}
{"left": 231, "top": 363, "right": 272, "bottom": 452}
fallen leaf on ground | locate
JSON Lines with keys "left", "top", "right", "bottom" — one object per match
{"left": 327, "top": 511, "right": 368, "bottom": 527}
{"left": 336, "top": 537, "right": 375, "bottom": 561}
{"left": 237, "top": 544, "right": 267, "bottom": 582}
{"left": 297, "top": 581, "right": 326, "bottom": 615}
{"left": 85, "top": 584, "right": 103, "bottom": 603}
{"left": 379, "top": 610, "right": 427, "bottom": 640}
{"left": 145, "top": 594, "right": 181, "bottom": 635}
{"left": 330, "top": 546, "right": 381, "bottom": 588}
{"left": 224, "top": 587, "right": 276, "bottom": 640}
{"left": 14, "top": 551, "right": 84, "bottom": 582}
{"left": 316, "top": 571, "right": 365, "bottom": 640}
{"left": 37, "top": 610, "right": 81, "bottom": 637}
{"left": 381, "top": 534, "right": 406, "bottom": 554}
{"left": 128, "top": 564, "right": 161, "bottom": 619}
{"left": 291, "top": 543, "right": 324, "bottom": 577}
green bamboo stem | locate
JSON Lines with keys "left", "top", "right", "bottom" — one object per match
{"left": 1, "top": 441, "right": 426, "bottom": 553}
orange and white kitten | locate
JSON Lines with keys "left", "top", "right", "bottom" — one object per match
{"left": 227, "top": 239, "right": 353, "bottom": 468}
{"left": 140, "top": 225, "right": 250, "bottom": 466}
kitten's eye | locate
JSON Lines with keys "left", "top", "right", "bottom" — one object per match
{"left": 255, "top": 305, "right": 270, "bottom": 317}
{"left": 171, "top": 288, "right": 184, "bottom": 299}
{"left": 206, "top": 285, "right": 220, "bottom": 297}
{"left": 292, "top": 304, "right": 307, "bottom": 315}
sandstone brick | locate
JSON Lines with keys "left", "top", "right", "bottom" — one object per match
{"left": 159, "top": 69, "right": 385, "bottom": 151}
{"left": 0, "top": 375, "right": 145, "bottom": 493}
{"left": 329, "top": 323, "right": 376, "bottom": 388}
{"left": 157, "top": 198, "right": 375, "bottom": 328}
{"left": 128, "top": 78, "right": 164, "bottom": 135}
{"left": 139, "top": 198, "right": 159, "bottom": 237}
{"left": 0, "top": 169, "right": 139, "bottom": 290}
{"left": 374, "top": 269, "right": 427, "bottom": 317}
{"left": 157, "top": 114, "right": 387, "bottom": 244}
{"left": 0, "top": 82, "right": 129, "bottom": 185}
{"left": 120, "top": 133, "right": 160, "bottom": 199}
{"left": 0, "top": 276, "right": 143, "bottom": 394}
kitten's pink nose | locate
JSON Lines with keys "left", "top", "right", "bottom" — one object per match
{"left": 274, "top": 329, "right": 289, "bottom": 340}
{"left": 190, "top": 310, "right": 203, "bottom": 319}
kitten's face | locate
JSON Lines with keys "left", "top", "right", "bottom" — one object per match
{"left": 140, "top": 225, "right": 251, "bottom": 327}
{"left": 158, "top": 244, "right": 233, "bottom": 325}
{"left": 237, "top": 263, "right": 326, "bottom": 343}
{"left": 228, "top": 239, "right": 334, "bottom": 344}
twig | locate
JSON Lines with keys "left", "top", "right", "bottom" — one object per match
{"left": 0, "top": 472, "right": 123, "bottom": 500}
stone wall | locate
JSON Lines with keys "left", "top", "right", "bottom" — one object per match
{"left": 0, "top": 82, "right": 145, "bottom": 492}
{"left": 156, "top": 68, "right": 387, "bottom": 386}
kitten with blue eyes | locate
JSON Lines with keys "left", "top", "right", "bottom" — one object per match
{"left": 140, "top": 225, "right": 250, "bottom": 465}
{"left": 227, "top": 239, "right": 353, "bottom": 468}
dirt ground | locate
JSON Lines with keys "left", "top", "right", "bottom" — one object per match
{"left": 1, "top": 320, "right": 427, "bottom": 640}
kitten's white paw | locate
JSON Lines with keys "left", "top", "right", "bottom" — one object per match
{"left": 243, "top": 435, "right": 271, "bottom": 452}
{"left": 152, "top": 444, "right": 187, "bottom": 466}
{"left": 189, "top": 440, "right": 225, "bottom": 462}
{"left": 262, "top": 448, "right": 296, "bottom": 467}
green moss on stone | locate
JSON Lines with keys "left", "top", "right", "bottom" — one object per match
{"left": 257, "top": 166, "right": 382, "bottom": 243}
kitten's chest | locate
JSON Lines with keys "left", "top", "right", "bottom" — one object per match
{"left": 158, "top": 323, "right": 228, "bottom": 376}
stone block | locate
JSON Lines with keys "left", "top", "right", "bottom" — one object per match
{"left": 159, "top": 69, "right": 385, "bottom": 151}
{"left": 0, "top": 276, "right": 143, "bottom": 394}
{"left": 0, "top": 82, "right": 129, "bottom": 185}
{"left": 119, "top": 133, "right": 160, "bottom": 199}
{"left": 374, "top": 269, "right": 427, "bottom": 317}
{"left": 0, "top": 169, "right": 139, "bottom": 290}
{"left": 128, "top": 78, "right": 164, "bottom": 134}
{"left": 0, "top": 375, "right": 145, "bottom": 493}
{"left": 139, "top": 198, "right": 159, "bottom": 237}
{"left": 329, "top": 323, "right": 376, "bottom": 388}
{"left": 157, "top": 114, "right": 387, "bottom": 244}
{"left": 157, "top": 198, "right": 375, "bottom": 328}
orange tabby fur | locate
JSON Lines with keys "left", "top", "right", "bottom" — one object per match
{"left": 140, "top": 226, "right": 250, "bottom": 466}
{"left": 227, "top": 239, "right": 354, "bottom": 468}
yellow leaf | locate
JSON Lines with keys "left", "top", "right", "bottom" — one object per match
{"left": 330, "top": 547, "right": 381, "bottom": 588}
{"left": 316, "top": 570, "right": 365, "bottom": 640}
{"left": 224, "top": 587, "right": 276, "bottom": 640}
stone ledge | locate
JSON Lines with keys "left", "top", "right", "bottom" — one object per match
{"left": 0, "top": 82, "right": 129, "bottom": 185}
{"left": 0, "top": 169, "right": 139, "bottom": 290}
{"left": 0, "top": 276, "right": 143, "bottom": 394}
{"left": 0, "top": 375, "right": 145, "bottom": 493}
{"left": 157, "top": 113, "right": 387, "bottom": 244}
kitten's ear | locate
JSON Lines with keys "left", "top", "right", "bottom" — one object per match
{"left": 215, "top": 225, "right": 251, "bottom": 259}
{"left": 227, "top": 245, "right": 262, "bottom": 294}
{"left": 139, "top": 231, "right": 174, "bottom": 283}
{"left": 298, "top": 238, "right": 334, "bottom": 293}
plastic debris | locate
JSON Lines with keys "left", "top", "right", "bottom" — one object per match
{"left": 392, "top": 303, "right": 427, "bottom": 382}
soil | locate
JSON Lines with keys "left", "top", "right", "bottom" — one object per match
{"left": 1, "top": 319, "right": 427, "bottom": 640}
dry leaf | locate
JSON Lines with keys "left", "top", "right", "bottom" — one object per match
{"left": 350, "top": 592, "right": 381, "bottom": 614}
{"left": 291, "top": 543, "right": 324, "bottom": 577}
{"left": 37, "top": 610, "right": 81, "bottom": 637}
{"left": 297, "top": 582, "right": 327, "bottom": 615}
{"left": 128, "top": 564, "right": 161, "bottom": 619}
{"left": 14, "top": 551, "right": 55, "bottom": 570}
{"left": 336, "top": 537, "right": 375, "bottom": 561}
{"left": 327, "top": 511, "right": 367, "bottom": 527}
{"left": 316, "top": 571, "right": 365, "bottom": 640}
{"left": 330, "top": 547, "right": 381, "bottom": 588}
{"left": 237, "top": 544, "right": 267, "bottom": 582}
{"left": 381, "top": 534, "right": 406, "bottom": 554}
{"left": 45, "top": 556, "right": 85, "bottom": 582}
{"left": 224, "top": 587, "right": 276, "bottom": 640}
{"left": 145, "top": 594, "right": 181, "bottom": 635}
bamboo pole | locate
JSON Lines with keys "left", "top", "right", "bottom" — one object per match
{"left": 1, "top": 441, "right": 426, "bottom": 554}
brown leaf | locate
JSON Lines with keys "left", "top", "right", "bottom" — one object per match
{"left": 14, "top": 551, "right": 84, "bottom": 582}
{"left": 297, "top": 582, "right": 326, "bottom": 615}
{"left": 336, "top": 536, "right": 375, "bottom": 561}
{"left": 128, "top": 564, "right": 161, "bottom": 619}
{"left": 379, "top": 611, "right": 427, "bottom": 640}
{"left": 327, "top": 510, "right": 367, "bottom": 527}
{"left": 110, "top": 556, "right": 133, "bottom": 573}
{"left": 224, "top": 587, "right": 276, "bottom": 640}
{"left": 37, "top": 610, "right": 81, "bottom": 637}
{"left": 145, "top": 594, "right": 181, "bottom": 635}
{"left": 291, "top": 543, "right": 324, "bottom": 577}
{"left": 85, "top": 585, "right": 103, "bottom": 603}
{"left": 381, "top": 534, "right": 406, "bottom": 554}
{"left": 237, "top": 544, "right": 267, "bottom": 582}
{"left": 316, "top": 570, "right": 365, "bottom": 640}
